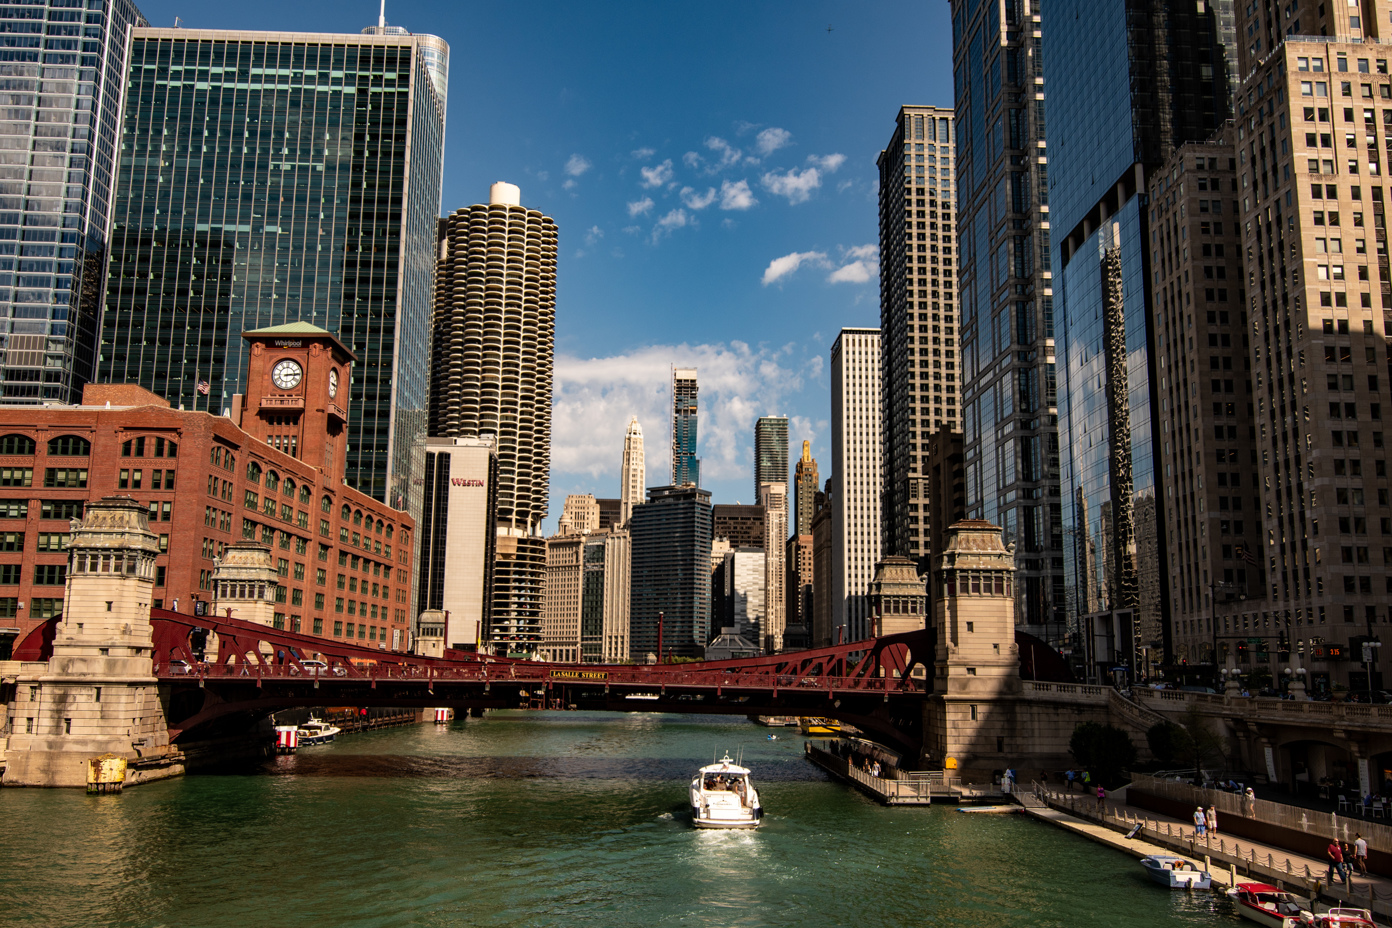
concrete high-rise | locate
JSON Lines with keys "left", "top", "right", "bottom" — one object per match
{"left": 1044, "top": 0, "right": 1235, "bottom": 679}
{"left": 877, "top": 106, "right": 957, "bottom": 570}
{"left": 759, "top": 481, "right": 787, "bottom": 653}
{"left": 629, "top": 485, "right": 712, "bottom": 660}
{"left": 0, "top": 0, "right": 147, "bottom": 404}
{"left": 557, "top": 494, "right": 601, "bottom": 535}
{"left": 831, "top": 328, "right": 883, "bottom": 642}
{"left": 794, "top": 441, "right": 819, "bottom": 536}
{"left": 416, "top": 436, "right": 498, "bottom": 651}
{"left": 101, "top": 23, "right": 448, "bottom": 517}
{"left": 951, "top": 0, "right": 1063, "bottom": 640}
{"left": 672, "top": 368, "right": 700, "bottom": 487}
{"left": 429, "top": 183, "right": 557, "bottom": 655}
{"left": 754, "top": 416, "right": 788, "bottom": 500}
{"left": 620, "top": 416, "right": 645, "bottom": 526}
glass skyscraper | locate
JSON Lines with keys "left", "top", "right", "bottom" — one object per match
{"left": 952, "top": 0, "right": 1063, "bottom": 640}
{"left": 753, "top": 415, "right": 787, "bottom": 500}
{"left": 1043, "top": 0, "right": 1234, "bottom": 678}
{"left": 672, "top": 367, "right": 700, "bottom": 487}
{"left": 630, "top": 484, "right": 712, "bottom": 659}
{"left": 0, "top": 0, "right": 146, "bottom": 403}
{"left": 99, "top": 25, "right": 448, "bottom": 517}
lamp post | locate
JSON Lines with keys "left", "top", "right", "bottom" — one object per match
{"left": 1208, "top": 580, "right": 1242, "bottom": 692}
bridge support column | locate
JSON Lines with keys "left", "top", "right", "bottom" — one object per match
{"left": 3, "top": 497, "right": 180, "bottom": 788}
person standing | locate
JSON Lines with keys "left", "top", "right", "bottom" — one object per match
{"left": 1354, "top": 833, "right": 1369, "bottom": 875}
{"left": 1244, "top": 787, "right": 1257, "bottom": 818}
{"left": 1327, "top": 838, "right": 1346, "bottom": 885}
{"left": 1193, "top": 806, "right": 1208, "bottom": 837}
{"left": 1066, "top": 769, "right": 1075, "bottom": 792}
{"left": 1096, "top": 783, "right": 1106, "bottom": 813}
{"left": 1206, "top": 805, "right": 1218, "bottom": 838}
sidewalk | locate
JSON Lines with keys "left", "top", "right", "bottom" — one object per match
{"left": 1031, "top": 784, "right": 1392, "bottom": 919}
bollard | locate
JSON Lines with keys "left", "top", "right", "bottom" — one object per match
{"left": 1205, "top": 855, "right": 1212, "bottom": 875}
{"left": 1231, "top": 863, "right": 1238, "bottom": 885}
{"left": 1285, "top": 858, "right": 1292, "bottom": 875}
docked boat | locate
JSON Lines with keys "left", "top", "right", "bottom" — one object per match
{"left": 1139, "top": 855, "right": 1212, "bottom": 889}
{"left": 690, "top": 753, "right": 763, "bottom": 829}
{"left": 1311, "top": 909, "right": 1376, "bottom": 928}
{"left": 1227, "top": 882, "right": 1311, "bottom": 927}
{"left": 297, "top": 718, "right": 341, "bottom": 746}
{"left": 798, "top": 717, "right": 841, "bottom": 736}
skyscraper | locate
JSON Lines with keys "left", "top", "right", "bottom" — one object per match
{"left": 951, "top": 0, "right": 1063, "bottom": 640}
{"left": 831, "top": 328, "right": 883, "bottom": 642}
{"left": 1044, "top": 0, "right": 1234, "bottom": 678}
{"left": 877, "top": 106, "right": 958, "bottom": 570}
{"left": 430, "top": 182, "right": 558, "bottom": 654}
{"left": 416, "top": 435, "right": 498, "bottom": 651}
{"left": 0, "top": 0, "right": 147, "bottom": 404}
{"left": 759, "top": 480, "right": 787, "bottom": 653}
{"left": 754, "top": 416, "right": 788, "bottom": 500}
{"left": 672, "top": 368, "right": 700, "bottom": 486}
{"left": 629, "top": 484, "right": 712, "bottom": 660}
{"left": 793, "top": 441, "right": 819, "bottom": 536}
{"left": 100, "top": 23, "right": 448, "bottom": 517}
{"left": 620, "top": 416, "right": 645, "bottom": 526}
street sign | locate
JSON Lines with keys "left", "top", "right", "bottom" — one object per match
{"left": 1247, "top": 637, "right": 1262, "bottom": 646}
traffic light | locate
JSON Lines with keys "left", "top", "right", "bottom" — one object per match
{"left": 1237, "top": 641, "right": 1248, "bottom": 660}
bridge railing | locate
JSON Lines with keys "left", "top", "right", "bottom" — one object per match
{"left": 1132, "top": 687, "right": 1392, "bottom": 729}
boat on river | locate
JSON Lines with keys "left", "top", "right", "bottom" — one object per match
{"left": 1310, "top": 909, "right": 1376, "bottom": 928}
{"left": 690, "top": 753, "right": 762, "bottom": 829}
{"left": 798, "top": 717, "right": 841, "bottom": 735}
{"left": 297, "top": 718, "right": 341, "bottom": 746}
{"left": 1227, "top": 882, "right": 1312, "bottom": 927}
{"left": 1139, "top": 855, "right": 1211, "bottom": 889}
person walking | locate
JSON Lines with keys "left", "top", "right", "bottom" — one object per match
{"left": 1244, "top": 787, "right": 1257, "bottom": 818}
{"left": 1354, "top": 833, "right": 1369, "bottom": 875}
{"left": 1095, "top": 783, "right": 1106, "bottom": 813}
{"left": 1193, "top": 806, "right": 1208, "bottom": 838}
{"left": 1206, "top": 805, "right": 1218, "bottom": 838}
{"left": 1327, "top": 838, "right": 1347, "bottom": 885}
{"left": 1065, "top": 769, "right": 1075, "bottom": 792}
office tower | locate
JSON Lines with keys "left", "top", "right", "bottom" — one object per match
{"left": 588, "top": 529, "right": 630, "bottom": 663}
{"left": 620, "top": 416, "right": 645, "bottom": 525}
{"left": 760, "top": 481, "right": 787, "bottom": 652}
{"left": 542, "top": 533, "right": 583, "bottom": 663}
{"left": 1044, "top": 0, "right": 1234, "bottom": 679}
{"left": 557, "top": 494, "right": 601, "bottom": 535}
{"left": 811, "top": 482, "right": 834, "bottom": 647}
{"left": 785, "top": 532, "right": 813, "bottom": 650}
{"left": 102, "top": 24, "right": 448, "bottom": 518}
{"left": 877, "top": 106, "right": 957, "bottom": 570}
{"left": 629, "top": 484, "right": 712, "bottom": 659}
{"left": 950, "top": 0, "right": 1063, "bottom": 640}
{"left": 1146, "top": 138, "right": 1263, "bottom": 677}
{"left": 1230, "top": 2, "right": 1392, "bottom": 692}
{"left": 430, "top": 182, "right": 557, "bottom": 655}
{"left": 794, "top": 441, "right": 819, "bottom": 536}
{"left": 672, "top": 368, "right": 700, "bottom": 486}
{"left": 925, "top": 429, "right": 968, "bottom": 563}
{"left": 722, "top": 547, "right": 766, "bottom": 642}
{"left": 416, "top": 436, "right": 499, "bottom": 651}
{"left": 0, "top": 0, "right": 147, "bottom": 404}
{"left": 754, "top": 416, "right": 789, "bottom": 500}
{"left": 831, "top": 328, "right": 883, "bottom": 642}
{"left": 712, "top": 503, "right": 765, "bottom": 549}
{"left": 595, "top": 498, "right": 623, "bottom": 531}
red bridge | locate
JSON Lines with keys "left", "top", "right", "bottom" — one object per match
{"left": 137, "top": 608, "right": 934, "bottom": 757}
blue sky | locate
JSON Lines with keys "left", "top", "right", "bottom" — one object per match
{"left": 135, "top": 0, "right": 955, "bottom": 526}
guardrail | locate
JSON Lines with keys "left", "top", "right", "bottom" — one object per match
{"left": 1132, "top": 688, "right": 1392, "bottom": 729}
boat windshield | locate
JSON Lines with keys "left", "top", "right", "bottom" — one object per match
{"left": 702, "top": 773, "right": 746, "bottom": 791}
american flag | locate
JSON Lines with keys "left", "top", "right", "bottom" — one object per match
{"left": 1236, "top": 544, "right": 1258, "bottom": 566}
{"left": 196, "top": 380, "right": 210, "bottom": 396}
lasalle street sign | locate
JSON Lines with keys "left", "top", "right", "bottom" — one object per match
{"left": 548, "top": 669, "right": 608, "bottom": 681}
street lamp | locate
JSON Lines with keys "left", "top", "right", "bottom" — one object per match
{"left": 1283, "top": 665, "right": 1308, "bottom": 700}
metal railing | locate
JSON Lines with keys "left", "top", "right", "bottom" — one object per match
{"left": 1132, "top": 688, "right": 1392, "bottom": 730}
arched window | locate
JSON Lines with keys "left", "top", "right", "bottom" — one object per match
{"left": 247, "top": 462, "right": 261, "bottom": 483}
{"left": 322, "top": 495, "right": 333, "bottom": 514}
{"left": 353, "top": 510, "right": 362, "bottom": 527}
{"left": 299, "top": 485, "right": 311, "bottom": 504}
{"left": 385, "top": 525, "right": 393, "bottom": 539}
{"left": 265, "top": 471, "right": 279, "bottom": 493}
{"left": 47, "top": 435, "right": 90, "bottom": 456}
{"left": 0, "top": 434, "right": 35, "bottom": 455}
{"left": 283, "top": 477, "right": 296, "bottom": 497}
{"left": 340, "top": 504, "right": 351, "bottom": 521}
{"left": 375, "top": 519, "right": 384, "bottom": 535}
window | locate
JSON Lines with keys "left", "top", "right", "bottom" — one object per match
{"left": 265, "top": 471, "right": 279, "bottom": 493}
{"left": 0, "top": 564, "right": 20, "bottom": 584}
{"left": 121, "top": 437, "right": 145, "bottom": 457}
{"left": 247, "top": 462, "right": 261, "bottom": 483}
{"left": 0, "top": 500, "right": 26, "bottom": 518}
{"left": 33, "top": 564, "right": 65, "bottom": 585}
{"left": 244, "top": 490, "right": 258, "bottom": 510}
{"left": 0, "top": 434, "right": 34, "bottom": 455}
{"left": 46, "top": 436, "right": 89, "bottom": 456}
{"left": 43, "top": 468, "right": 87, "bottom": 488}
{"left": 0, "top": 468, "right": 33, "bottom": 487}
{"left": 35, "top": 533, "right": 67, "bottom": 552}
{"left": 321, "top": 495, "right": 332, "bottom": 513}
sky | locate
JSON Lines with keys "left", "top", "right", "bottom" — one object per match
{"left": 135, "top": 0, "right": 956, "bottom": 528}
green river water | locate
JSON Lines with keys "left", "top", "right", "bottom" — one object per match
{"left": 1, "top": 711, "right": 1251, "bottom": 927}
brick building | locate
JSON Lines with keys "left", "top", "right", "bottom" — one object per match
{"left": 0, "top": 324, "right": 413, "bottom": 657}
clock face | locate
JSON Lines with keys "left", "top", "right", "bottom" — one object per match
{"left": 329, "top": 368, "right": 339, "bottom": 398}
{"left": 272, "top": 359, "right": 303, "bottom": 390}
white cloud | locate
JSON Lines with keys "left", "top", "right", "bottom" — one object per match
{"left": 705, "top": 136, "right": 743, "bottom": 170}
{"left": 761, "top": 166, "right": 823, "bottom": 204}
{"left": 808, "top": 152, "right": 847, "bottom": 172}
{"left": 627, "top": 197, "right": 655, "bottom": 217}
{"left": 761, "top": 250, "right": 829, "bottom": 286}
{"left": 565, "top": 154, "right": 592, "bottom": 177}
{"left": 680, "top": 186, "right": 717, "bottom": 210}
{"left": 719, "top": 179, "right": 757, "bottom": 211}
{"left": 827, "top": 244, "right": 879, "bottom": 284}
{"left": 755, "top": 127, "right": 792, "bottom": 156}
{"left": 631, "top": 147, "right": 656, "bottom": 159}
{"left": 552, "top": 342, "right": 815, "bottom": 485}
{"left": 682, "top": 151, "right": 704, "bottom": 170}
{"left": 640, "top": 159, "right": 674, "bottom": 188}
{"left": 651, "top": 208, "right": 689, "bottom": 241}
{"left": 562, "top": 178, "right": 577, "bottom": 191}
{"left": 584, "top": 226, "right": 604, "bottom": 246}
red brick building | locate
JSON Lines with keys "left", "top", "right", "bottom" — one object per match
{"left": 0, "top": 323, "right": 413, "bottom": 656}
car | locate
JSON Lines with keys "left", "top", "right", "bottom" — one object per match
{"left": 166, "top": 659, "right": 195, "bottom": 675}
{"left": 293, "top": 659, "right": 346, "bottom": 677}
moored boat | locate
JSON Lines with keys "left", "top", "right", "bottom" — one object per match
{"left": 1312, "top": 908, "right": 1376, "bottom": 928}
{"left": 297, "top": 718, "right": 342, "bottom": 746}
{"left": 1139, "top": 855, "right": 1212, "bottom": 889}
{"left": 1227, "top": 882, "right": 1311, "bottom": 927}
{"left": 798, "top": 717, "right": 841, "bottom": 735}
{"left": 690, "top": 753, "right": 762, "bottom": 829}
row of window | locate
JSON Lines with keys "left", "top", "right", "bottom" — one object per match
{"left": 0, "top": 500, "right": 82, "bottom": 520}
{"left": 0, "top": 468, "right": 86, "bottom": 488}
{"left": 0, "top": 434, "right": 90, "bottom": 456}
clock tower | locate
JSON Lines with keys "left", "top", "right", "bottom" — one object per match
{"left": 240, "top": 322, "right": 356, "bottom": 485}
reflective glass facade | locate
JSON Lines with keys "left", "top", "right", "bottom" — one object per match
{"left": 629, "top": 484, "right": 712, "bottom": 660}
{"left": 952, "top": 0, "right": 1062, "bottom": 638}
{"left": 672, "top": 368, "right": 699, "bottom": 487}
{"left": 100, "top": 28, "right": 446, "bottom": 520}
{"left": 0, "top": 0, "right": 146, "bottom": 403}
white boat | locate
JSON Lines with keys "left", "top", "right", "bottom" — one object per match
{"left": 690, "top": 753, "right": 762, "bottom": 829}
{"left": 297, "top": 718, "right": 341, "bottom": 746}
{"left": 1227, "top": 883, "right": 1312, "bottom": 928}
{"left": 1139, "top": 855, "right": 1212, "bottom": 889}
{"left": 1312, "top": 909, "right": 1376, "bottom": 928}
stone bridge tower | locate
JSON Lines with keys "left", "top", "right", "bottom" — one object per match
{"left": 3, "top": 496, "right": 177, "bottom": 787}
{"left": 210, "top": 542, "right": 278, "bottom": 628}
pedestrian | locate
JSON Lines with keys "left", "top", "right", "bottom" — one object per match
{"left": 1327, "top": 838, "right": 1347, "bottom": 885}
{"left": 1082, "top": 769, "right": 1091, "bottom": 790}
{"left": 1206, "top": 805, "right": 1218, "bottom": 837}
{"left": 1065, "top": 769, "right": 1075, "bottom": 792}
{"left": 1244, "top": 787, "right": 1257, "bottom": 818}
{"left": 1096, "top": 783, "right": 1106, "bottom": 812}
{"left": 1193, "top": 806, "right": 1208, "bottom": 837}
{"left": 1355, "top": 833, "right": 1369, "bottom": 875}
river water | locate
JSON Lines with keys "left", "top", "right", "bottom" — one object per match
{"left": 1, "top": 711, "right": 1244, "bottom": 927}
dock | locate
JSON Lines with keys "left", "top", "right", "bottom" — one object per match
{"left": 804, "top": 742, "right": 1006, "bottom": 805}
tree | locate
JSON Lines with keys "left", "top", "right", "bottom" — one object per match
{"left": 1069, "top": 722, "right": 1138, "bottom": 788}
{"left": 1174, "top": 704, "right": 1227, "bottom": 782}
{"left": 1146, "top": 721, "right": 1186, "bottom": 767}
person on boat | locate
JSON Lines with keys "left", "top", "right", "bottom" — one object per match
{"left": 1193, "top": 806, "right": 1207, "bottom": 837}
{"left": 1328, "top": 838, "right": 1347, "bottom": 885}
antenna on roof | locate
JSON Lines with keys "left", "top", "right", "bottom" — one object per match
{"left": 378, "top": 0, "right": 386, "bottom": 29}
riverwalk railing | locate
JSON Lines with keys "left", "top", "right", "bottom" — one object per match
{"left": 1032, "top": 782, "right": 1392, "bottom": 919}
{"left": 805, "top": 743, "right": 933, "bottom": 804}
{"left": 1132, "top": 687, "right": 1392, "bottom": 730}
